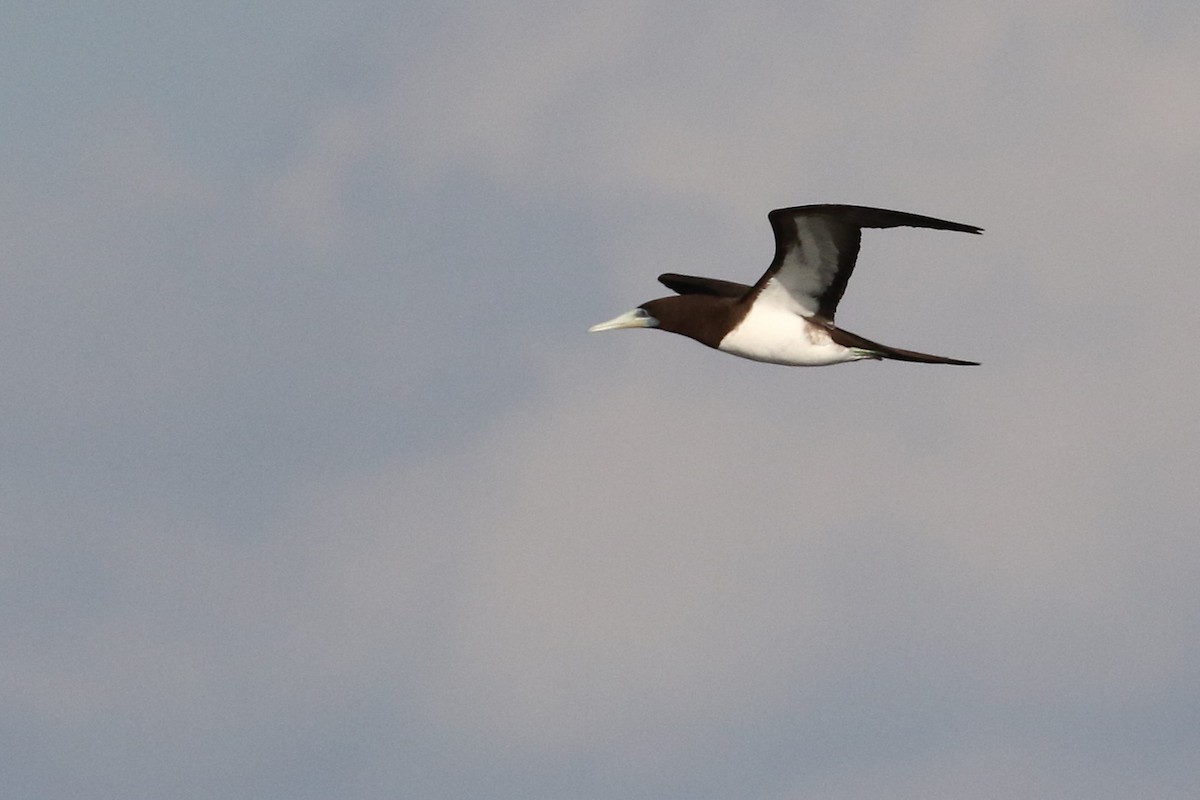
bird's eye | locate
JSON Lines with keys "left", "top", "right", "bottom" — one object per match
{"left": 635, "top": 308, "right": 649, "bottom": 318}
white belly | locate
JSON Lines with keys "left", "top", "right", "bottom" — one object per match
{"left": 717, "top": 304, "right": 865, "bottom": 366}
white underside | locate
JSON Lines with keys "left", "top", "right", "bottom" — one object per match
{"left": 717, "top": 296, "right": 871, "bottom": 366}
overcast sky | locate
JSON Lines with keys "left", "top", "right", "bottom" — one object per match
{"left": 4, "top": 2, "right": 1200, "bottom": 798}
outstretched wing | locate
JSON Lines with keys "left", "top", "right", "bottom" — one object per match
{"left": 657, "top": 273, "right": 751, "bottom": 299}
{"left": 754, "top": 204, "right": 982, "bottom": 320}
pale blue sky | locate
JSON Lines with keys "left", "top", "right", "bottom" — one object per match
{"left": 4, "top": 2, "right": 1199, "bottom": 798}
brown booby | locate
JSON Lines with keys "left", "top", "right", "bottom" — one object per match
{"left": 589, "top": 204, "right": 981, "bottom": 366}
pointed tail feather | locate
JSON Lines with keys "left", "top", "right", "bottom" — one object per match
{"left": 828, "top": 325, "right": 979, "bottom": 366}
{"left": 870, "top": 344, "right": 979, "bottom": 366}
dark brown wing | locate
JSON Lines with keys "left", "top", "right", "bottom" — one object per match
{"left": 754, "top": 205, "right": 982, "bottom": 321}
{"left": 657, "top": 273, "right": 752, "bottom": 299}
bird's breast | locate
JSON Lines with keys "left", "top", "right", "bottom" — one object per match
{"left": 717, "top": 304, "right": 858, "bottom": 366}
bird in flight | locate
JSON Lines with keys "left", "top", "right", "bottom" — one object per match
{"left": 589, "top": 204, "right": 981, "bottom": 366}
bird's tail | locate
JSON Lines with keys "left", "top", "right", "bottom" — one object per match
{"left": 830, "top": 326, "right": 979, "bottom": 366}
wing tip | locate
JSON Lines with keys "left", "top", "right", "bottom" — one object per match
{"left": 769, "top": 204, "right": 984, "bottom": 234}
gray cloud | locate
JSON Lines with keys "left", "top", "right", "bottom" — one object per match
{"left": 4, "top": 1, "right": 1199, "bottom": 798}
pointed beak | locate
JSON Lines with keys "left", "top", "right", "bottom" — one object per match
{"left": 588, "top": 308, "right": 659, "bottom": 332}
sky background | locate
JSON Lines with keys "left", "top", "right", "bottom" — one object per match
{"left": 4, "top": 2, "right": 1200, "bottom": 798}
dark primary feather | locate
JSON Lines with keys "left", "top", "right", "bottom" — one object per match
{"left": 770, "top": 204, "right": 983, "bottom": 235}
